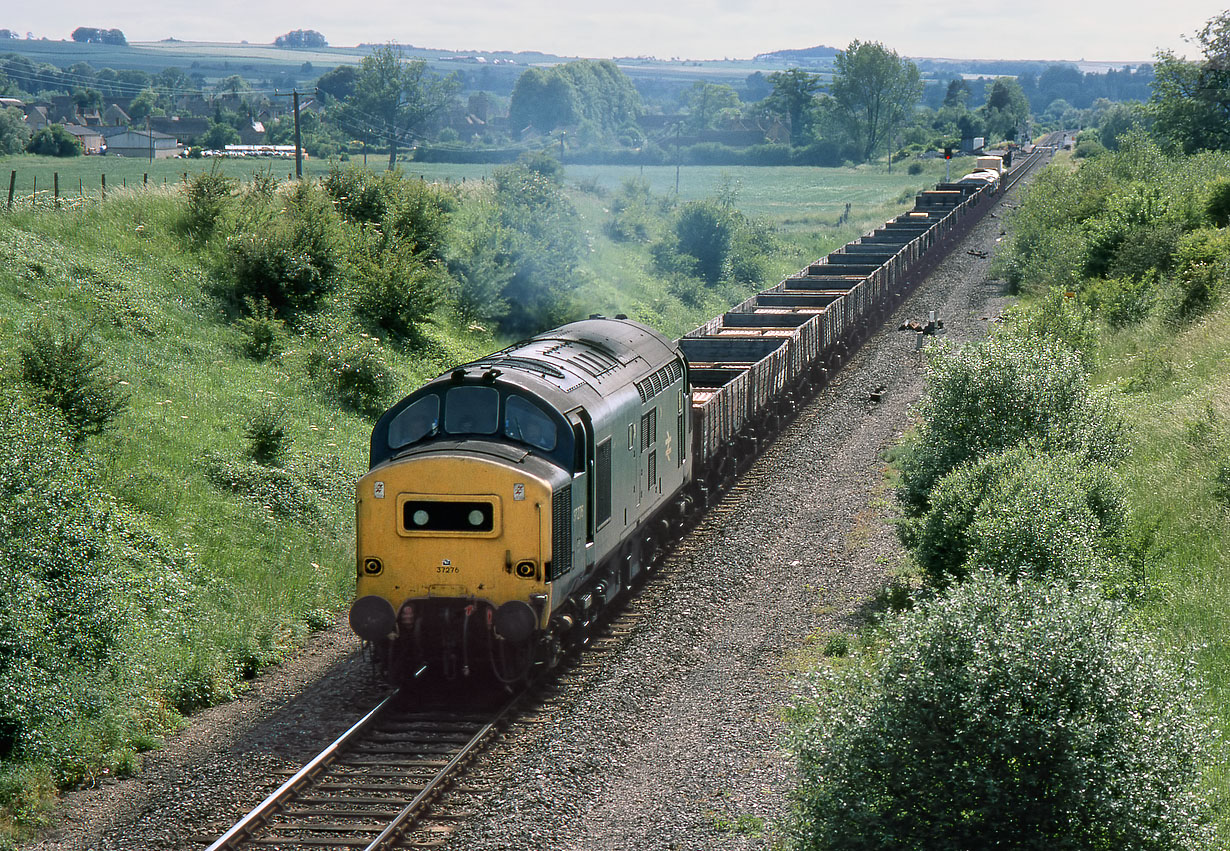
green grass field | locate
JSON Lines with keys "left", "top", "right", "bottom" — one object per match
{"left": 0, "top": 154, "right": 950, "bottom": 230}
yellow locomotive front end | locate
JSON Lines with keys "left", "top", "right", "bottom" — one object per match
{"left": 351, "top": 448, "right": 565, "bottom": 683}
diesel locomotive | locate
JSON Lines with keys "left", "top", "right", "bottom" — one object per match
{"left": 348, "top": 148, "right": 1042, "bottom": 684}
{"left": 349, "top": 318, "right": 691, "bottom": 682}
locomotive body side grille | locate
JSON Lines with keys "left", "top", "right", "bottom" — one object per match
{"left": 551, "top": 483, "right": 572, "bottom": 579}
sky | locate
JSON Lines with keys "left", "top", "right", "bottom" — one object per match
{"left": 5, "top": 0, "right": 1225, "bottom": 63}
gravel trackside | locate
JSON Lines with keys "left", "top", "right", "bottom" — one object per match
{"left": 24, "top": 187, "right": 1023, "bottom": 851}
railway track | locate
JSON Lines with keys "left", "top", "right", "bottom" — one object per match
{"left": 203, "top": 140, "right": 1057, "bottom": 851}
{"left": 202, "top": 690, "right": 521, "bottom": 850}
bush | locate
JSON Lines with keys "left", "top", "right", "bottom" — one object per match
{"left": 605, "top": 177, "right": 659, "bottom": 243}
{"left": 306, "top": 324, "right": 395, "bottom": 417}
{"left": 16, "top": 319, "right": 127, "bottom": 442}
{"left": 217, "top": 182, "right": 343, "bottom": 314}
{"left": 233, "top": 297, "right": 287, "bottom": 361}
{"left": 907, "top": 161, "right": 923, "bottom": 175}
{"left": 1205, "top": 176, "right": 1230, "bottom": 227}
{"left": 180, "top": 168, "right": 235, "bottom": 242}
{"left": 908, "top": 445, "right": 1129, "bottom": 590}
{"left": 1083, "top": 273, "right": 1157, "bottom": 327}
{"left": 789, "top": 573, "right": 1215, "bottom": 851}
{"left": 244, "top": 404, "right": 290, "bottom": 466}
{"left": 897, "top": 333, "right": 1125, "bottom": 513}
{"left": 1160, "top": 227, "right": 1229, "bottom": 323}
{"left": 997, "top": 288, "right": 1099, "bottom": 369}
{"left": 348, "top": 228, "right": 449, "bottom": 339}
{"left": 668, "top": 200, "right": 736, "bottom": 285}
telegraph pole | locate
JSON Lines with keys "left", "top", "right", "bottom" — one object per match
{"left": 275, "top": 90, "right": 304, "bottom": 179}
{"left": 292, "top": 90, "right": 303, "bottom": 179}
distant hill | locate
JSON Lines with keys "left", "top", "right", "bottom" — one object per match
{"left": 754, "top": 45, "right": 840, "bottom": 62}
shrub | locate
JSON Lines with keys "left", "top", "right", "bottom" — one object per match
{"left": 605, "top": 177, "right": 659, "bottom": 243}
{"left": 789, "top": 573, "right": 1215, "bottom": 851}
{"left": 668, "top": 200, "right": 736, "bottom": 285}
{"left": 1083, "top": 273, "right": 1157, "bottom": 327}
{"left": 233, "top": 297, "right": 287, "bottom": 361}
{"left": 16, "top": 319, "right": 127, "bottom": 442}
{"left": 217, "top": 182, "right": 343, "bottom": 314}
{"left": 348, "top": 228, "right": 449, "bottom": 339}
{"left": 306, "top": 324, "right": 395, "bottom": 417}
{"left": 244, "top": 404, "right": 290, "bottom": 466}
{"left": 907, "top": 161, "right": 923, "bottom": 175}
{"left": 908, "top": 445, "right": 1129, "bottom": 590}
{"left": 1205, "top": 176, "right": 1230, "bottom": 227}
{"left": 897, "top": 333, "right": 1125, "bottom": 513}
{"left": 204, "top": 455, "right": 319, "bottom": 522}
{"left": 1160, "top": 228, "right": 1229, "bottom": 323}
{"left": 997, "top": 288, "right": 1099, "bottom": 369}
{"left": 180, "top": 168, "right": 235, "bottom": 242}
{"left": 322, "top": 167, "right": 453, "bottom": 262}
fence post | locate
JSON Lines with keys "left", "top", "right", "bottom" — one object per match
{"left": 31, "top": 175, "right": 35, "bottom": 205}
{"left": 101, "top": 173, "right": 106, "bottom": 201}
{"left": 7, "top": 171, "right": 14, "bottom": 210}
{"left": 78, "top": 177, "right": 83, "bottom": 198}
{"left": 54, "top": 172, "right": 58, "bottom": 207}
{"left": 143, "top": 173, "right": 148, "bottom": 187}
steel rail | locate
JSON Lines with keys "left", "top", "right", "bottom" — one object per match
{"left": 204, "top": 690, "right": 399, "bottom": 851}
{"left": 361, "top": 689, "right": 526, "bottom": 851}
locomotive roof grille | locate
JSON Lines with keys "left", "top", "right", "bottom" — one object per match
{"left": 636, "top": 359, "right": 683, "bottom": 403}
{"left": 471, "top": 355, "right": 566, "bottom": 379}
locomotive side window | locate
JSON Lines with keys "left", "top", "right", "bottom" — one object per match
{"left": 388, "top": 395, "right": 440, "bottom": 448}
{"left": 503, "top": 395, "right": 557, "bottom": 451}
{"left": 444, "top": 386, "right": 499, "bottom": 435}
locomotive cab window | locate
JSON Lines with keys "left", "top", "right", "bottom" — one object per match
{"left": 388, "top": 394, "right": 440, "bottom": 448}
{"left": 504, "top": 395, "right": 557, "bottom": 451}
{"left": 444, "top": 386, "right": 499, "bottom": 435}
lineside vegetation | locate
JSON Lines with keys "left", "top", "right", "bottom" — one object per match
{"left": 0, "top": 155, "right": 932, "bottom": 844}
{"left": 790, "top": 135, "right": 1230, "bottom": 847}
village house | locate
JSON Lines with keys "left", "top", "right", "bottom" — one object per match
{"left": 60, "top": 124, "right": 104, "bottom": 154}
{"left": 105, "top": 129, "right": 182, "bottom": 158}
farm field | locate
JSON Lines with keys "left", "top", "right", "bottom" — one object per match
{"left": 1, "top": 154, "right": 952, "bottom": 228}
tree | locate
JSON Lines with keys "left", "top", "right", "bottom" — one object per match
{"left": 1150, "top": 10, "right": 1230, "bottom": 152}
{"left": 508, "top": 66, "right": 578, "bottom": 131}
{"left": 275, "top": 29, "right": 327, "bottom": 48}
{"left": 70, "top": 27, "right": 125, "bottom": 45}
{"left": 27, "top": 124, "right": 81, "bottom": 157}
{"left": 214, "top": 74, "right": 250, "bottom": 97}
{"left": 791, "top": 573, "right": 1215, "bottom": 851}
{"left": 764, "top": 68, "right": 823, "bottom": 146}
{"left": 72, "top": 87, "right": 102, "bottom": 111}
{"left": 315, "top": 65, "right": 357, "bottom": 102}
{"left": 127, "top": 88, "right": 163, "bottom": 122}
{"left": 981, "top": 76, "right": 1030, "bottom": 141}
{"left": 0, "top": 106, "right": 29, "bottom": 155}
{"left": 829, "top": 40, "right": 923, "bottom": 161}
{"left": 943, "top": 78, "right": 971, "bottom": 108}
{"left": 680, "top": 81, "right": 741, "bottom": 131}
{"left": 203, "top": 120, "right": 241, "bottom": 149}
{"left": 341, "top": 45, "right": 459, "bottom": 170}
{"left": 507, "top": 60, "right": 641, "bottom": 139}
